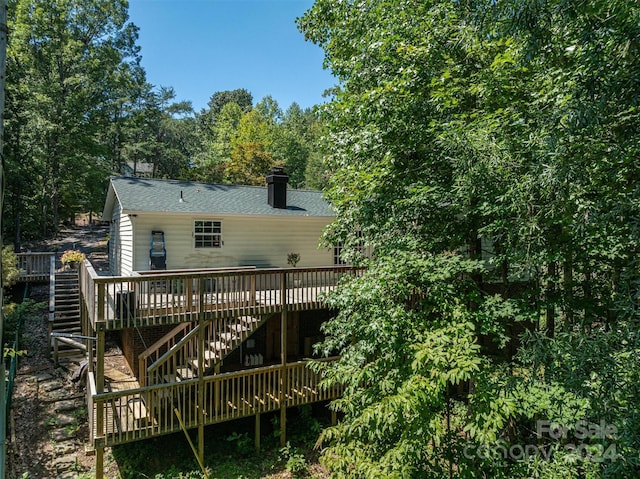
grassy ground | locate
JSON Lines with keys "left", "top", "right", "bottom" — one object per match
{"left": 107, "top": 405, "right": 331, "bottom": 479}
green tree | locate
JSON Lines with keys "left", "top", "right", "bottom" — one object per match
{"left": 300, "top": 0, "right": 640, "bottom": 477}
{"left": 1, "top": 247, "right": 19, "bottom": 289}
{"left": 144, "top": 86, "right": 195, "bottom": 179}
{"left": 274, "top": 103, "right": 318, "bottom": 188}
{"left": 225, "top": 108, "right": 277, "bottom": 185}
{"left": 206, "top": 88, "right": 253, "bottom": 119}
{"left": 190, "top": 101, "right": 243, "bottom": 183}
{"left": 5, "top": 0, "right": 141, "bottom": 239}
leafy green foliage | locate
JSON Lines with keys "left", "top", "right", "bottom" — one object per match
{"left": 225, "top": 431, "right": 254, "bottom": 457}
{"left": 2, "top": 246, "right": 19, "bottom": 288}
{"left": 299, "top": 0, "right": 640, "bottom": 477}
{"left": 2, "top": 300, "right": 45, "bottom": 357}
{"left": 280, "top": 442, "right": 309, "bottom": 478}
{"left": 5, "top": 0, "right": 141, "bottom": 239}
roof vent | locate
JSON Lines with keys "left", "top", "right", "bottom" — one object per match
{"left": 266, "top": 167, "right": 289, "bottom": 209}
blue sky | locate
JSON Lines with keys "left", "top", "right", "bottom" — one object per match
{"left": 127, "top": 0, "right": 335, "bottom": 113}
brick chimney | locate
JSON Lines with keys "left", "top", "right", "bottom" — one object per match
{"left": 266, "top": 167, "right": 289, "bottom": 209}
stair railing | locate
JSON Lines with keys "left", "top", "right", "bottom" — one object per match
{"left": 143, "top": 320, "right": 205, "bottom": 386}
{"left": 143, "top": 313, "right": 270, "bottom": 386}
{"left": 138, "top": 322, "right": 195, "bottom": 386}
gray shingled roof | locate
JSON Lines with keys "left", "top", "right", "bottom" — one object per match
{"left": 107, "top": 176, "right": 334, "bottom": 217}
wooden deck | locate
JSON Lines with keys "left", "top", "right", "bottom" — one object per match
{"left": 20, "top": 250, "right": 355, "bottom": 479}
{"left": 88, "top": 358, "right": 340, "bottom": 446}
{"left": 80, "top": 263, "right": 360, "bottom": 330}
{"left": 79, "top": 263, "right": 357, "bottom": 468}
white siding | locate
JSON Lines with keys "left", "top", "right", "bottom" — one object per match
{"left": 130, "top": 213, "right": 333, "bottom": 271}
{"left": 110, "top": 201, "right": 134, "bottom": 276}
{"left": 109, "top": 211, "right": 117, "bottom": 275}
{"left": 120, "top": 212, "right": 134, "bottom": 276}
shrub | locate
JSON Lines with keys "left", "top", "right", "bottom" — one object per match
{"left": 2, "top": 246, "right": 19, "bottom": 287}
{"left": 280, "top": 442, "right": 308, "bottom": 478}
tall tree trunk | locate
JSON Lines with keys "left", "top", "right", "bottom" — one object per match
{"left": 41, "top": 189, "right": 48, "bottom": 238}
{"left": 468, "top": 229, "right": 483, "bottom": 286}
{"left": 563, "top": 253, "right": 573, "bottom": 323}
{"left": 52, "top": 185, "right": 59, "bottom": 234}
{"left": 583, "top": 268, "right": 592, "bottom": 328}
{"left": 546, "top": 261, "right": 556, "bottom": 338}
{"left": 13, "top": 203, "right": 21, "bottom": 250}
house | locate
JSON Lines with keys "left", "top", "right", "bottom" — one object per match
{"left": 71, "top": 168, "right": 358, "bottom": 478}
{"left": 102, "top": 168, "right": 336, "bottom": 276}
{"left": 121, "top": 160, "right": 154, "bottom": 178}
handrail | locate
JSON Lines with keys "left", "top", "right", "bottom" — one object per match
{"left": 48, "top": 255, "right": 56, "bottom": 328}
{"left": 139, "top": 322, "right": 193, "bottom": 363}
{"left": 90, "top": 358, "right": 342, "bottom": 447}
{"left": 16, "top": 252, "right": 56, "bottom": 281}
{"left": 94, "top": 357, "right": 339, "bottom": 404}
{"left": 142, "top": 321, "right": 204, "bottom": 386}
{"left": 91, "top": 265, "right": 356, "bottom": 284}
{"left": 16, "top": 252, "right": 56, "bottom": 255}
{"left": 135, "top": 266, "right": 256, "bottom": 276}
{"left": 78, "top": 264, "right": 362, "bottom": 331}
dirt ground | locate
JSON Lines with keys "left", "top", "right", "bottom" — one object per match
{"left": 6, "top": 223, "right": 119, "bottom": 479}
{"left": 21, "top": 221, "right": 110, "bottom": 273}
{"left": 7, "top": 286, "right": 90, "bottom": 478}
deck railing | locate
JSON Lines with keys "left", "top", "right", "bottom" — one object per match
{"left": 141, "top": 312, "right": 275, "bottom": 387}
{"left": 138, "top": 322, "right": 195, "bottom": 385}
{"left": 16, "top": 252, "right": 56, "bottom": 281}
{"left": 88, "top": 358, "right": 341, "bottom": 446}
{"left": 79, "top": 265, "right": 361, "bottom": 330}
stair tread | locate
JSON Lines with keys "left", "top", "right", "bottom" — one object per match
{"left": 187, "top": 349, "right": 219, "bottom": 371}
{"left": 209, "top": 341, "right": 229, "bottom": 351}
{"left": 228, "top": 324, "right": 249, "bottom": 333}
{"left": 203, "top": 350, "right": 218, "bottom": 360}
{"left": 52, "top": 325, "right": 82, "bottom": 331}
{"left": 176, "top": 367, "right": 195, "bottom": 380}
{"left": 187, "top": 358, "right": 207, "bottom": 371}
{"left": 219, "top": 332, "right": 237, "bottom": 342}
{"left": 238, "top": 316, "right": 258, "bottom": 324}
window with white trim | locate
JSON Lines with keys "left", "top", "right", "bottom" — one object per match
{"left": 333, "top": 232, "right": 364, "bottom": 265}
{"left": 194, "top": 220, "right": 222, "bottom": 248}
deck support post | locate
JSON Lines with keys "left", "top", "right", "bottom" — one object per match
{"left": 279, "top": 271, "right": 288, "bottom": 446}
{"left": 197, "top": 280, "right": 205, "bottom": 466}
{"left": 280, "top": 406, "right": 287, "bottom": 447}
{"left": 95, "top": 284, "right": 106, "bottom": 479}
{"left": 95, "top": 447, "right": 104, "bottom": 479}
{"left": 331, "top": 410, "right": 337, "bottom": 426}
{"left": 255, "top": 412, "right": 261, "bottom": 453}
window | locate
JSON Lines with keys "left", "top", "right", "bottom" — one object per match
{"left": 333, "top": 231, "right": 364, "bottom": 265}
{"left": 333, "top": 244, "right": 346, "bottom": 265}
{"left": 194, "top": 220, "right": 222, "bottom": 248}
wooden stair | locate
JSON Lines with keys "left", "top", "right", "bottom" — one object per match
{"left": 144, "top": 314, "right": 268, "bottom": 384}
{"left": 50, "top": 271, "right": 85, "bottom": 362}
{"left": 185, "top": 315, "right": 262, "bottom": 377}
